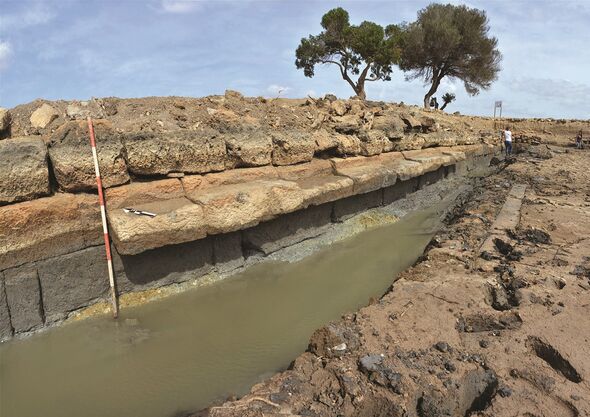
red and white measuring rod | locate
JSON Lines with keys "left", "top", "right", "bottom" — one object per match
{"left": 87, "top": 117, "right": 119, "bottom": 319}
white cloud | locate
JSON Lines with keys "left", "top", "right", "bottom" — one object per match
{"left": 0, "top": 40, "right": 12, "bottom": 71}
{"left": 160, "top": 0, "right": 202, "bottom": 13}
{"left": 267, "top": 84, "right": 290, "bottom": 96}
{"left": 1, "top": 3, "right": 56, "bottom": 31}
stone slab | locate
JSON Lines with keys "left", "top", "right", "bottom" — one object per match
{"left": 213, "top": 232, "right": 244, "bottom": 274}
{"left": 0, "top": 193, "right": 102, "bottom": 271}
{"left": 331, "top": 156, "right": 398, "bottom": 194}
{"left": 105, "top": 178, "right": 185, "bottom": 208}
{"left": 0, "top": 137, "right": 50, "bottom": 204}
{"left": 295, "top": 175, "right": 355, "bottom": 208}
{"left": 37, "top": 246, "right": 110, "bottom": 323}
{"left": 4, "top": 267, "right": 44, "bottom": 332}
{"left": 243, "top": 204, "right": 332, "bottom": 255}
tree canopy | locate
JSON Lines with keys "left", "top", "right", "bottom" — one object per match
{"left": 295, "top": 8, "right": 404, "bottom": 100}
{"left": 399, "top": 3, "right": 502, "bottom": 108}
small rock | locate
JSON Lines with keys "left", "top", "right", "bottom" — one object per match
{"left": 332, "top": 343, "right": 347, "bottom": 352}
{"left": 444, "top": 361, "right": 456, "bottom": 372}
{"left": 497, "top": 386, "right": 513, "bottom": 397}
{"left": 206, "top": 107, "right": 217, "bottom": 115}
{"left": 156, "top": 120, "right": 164, "bottom": 127}
{"left": 359, "top": 354, "right": 384, "bottom": 373}
{"left": 331, "top": 100, "right": 348, "bottom": 116}
{"left": 30, "top": 103, "right": 59, "bottom": 128}
{"left": 479, "top": 340, "right": 489, "bottom": 348}
{"left": 434, "top": 341, "right": 450, "bottom": 353}
{"left": 66, "top": 104, "right": 90, "bottom": 119}
{"left": 324, "top": 93, "right": 337, "bottom": 102}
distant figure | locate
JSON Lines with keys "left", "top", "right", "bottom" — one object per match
{"left": 503, "top": 126, "right": 513, "bottom": 156}
{"left": 576, "top": 130, "right": 583, "bottom": 149}
{"left": 429, "top": 97, "right": 439, "bottom": 110}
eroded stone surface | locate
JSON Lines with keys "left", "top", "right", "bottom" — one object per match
{"left": 0, "top": 276, "right": 13, "bottom": 341}
{"left": 225, "top": 131, "right": 272, "bottom": 168}
{"left": 271, "top": 130, "right": 315, "bottom": 165}
{"left": 30, "top": 103, "right": 58, "bottom": 129}
{"left": 332, "top": 155, "right": 398, "bottom": 194}
{"left": 48, "top": 120, "right": 129, "bottom": 191}
{"left": 124, "top": 129, "right": 226, "bottom": 175}
{"left": 3, "top": 267, "right": 44, "bottom": 332}
{"left": 106, "top": 178, "right": 185, "bottom": 208}
{"left": 0, "top": 137, "right": 50, "bottom": 203}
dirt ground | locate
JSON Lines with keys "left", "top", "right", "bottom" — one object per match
{"left": 193, "top": 144, "right": 590, "bottom": 417}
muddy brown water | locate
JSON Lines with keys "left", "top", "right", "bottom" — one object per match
{"left": 0, "top": 206, "right": 445, "bottom": 417}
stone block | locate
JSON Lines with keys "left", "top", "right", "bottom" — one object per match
{"left": 358, "top": 129, "right": 387, "bottom": 156}
{"left": 383, "top": 178, "right": 420, "bottom": 205}
{"left": 30, "top": 103, "right": 59, "bottom": 128}
{"left": 389, "top": 134, "right": 425, "bottom": 151}
{"left": 333, "top": 189, "right": 383, "bottom": 221}
{"left": 0, "top": 193, "right": 101, "bottom": 270}
{"left": 0, "top": 276, "right": 13, "bottom": 341}
{"left": 331, "top": 156, "right": 398, "bottom": 194}
{"left": 0, "top": 107, "right": 11, "bottom": 135}
{"left": 271, "top": 130, "right": 315, "bottom": 166}
{"left": 124, "top": 129, "right": 226, "bottom": 175}
{"left": 418, "top": 166, "right": 446, "bottom": 189}
{"left": 47, "top": 120, "right": 129, "bottom": 191}
{"left": 335, "top": 134, "right": 362, "bottom": 156}
{"left": 213, "top": 232, "right": 244, "bottom": 273}
{"left": 276, "top": 159, "right": 333, "bottom": 181}
{"left": 243, "top": 204, "right": 332, "bottom": 255}
{"left": 117, "top": 237, "right": 213, "bottom": 289}
{"left": 4, "top": 267, "right": 44, "bottom": 332}
{"left": 225, "top": 131, "right": 272, "bottom": 168}
{"left": 402, "top": 148, "right": 454, "bottom": 173}
{"left": 108, "top": 197, "right": 207, "bottom": 255}
{"left": 37, "top": 246, "right": 110, "bottom": 323}
{"left": 295, "top": 175, "right": 355, "bottom": 208}
{"left": 105, "top": 178, "right": 185, "bottom": 208}
{"left": 376, "top": 152, "right": 425, "bottom": 181}
{"left": 0, "top": 137, "right": 50, "bottom": 203}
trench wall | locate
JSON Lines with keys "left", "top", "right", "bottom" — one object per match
{"left": 0, "top": 145, "right": 497, "bottom": 341}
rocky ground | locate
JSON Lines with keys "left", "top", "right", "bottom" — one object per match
{"left": 193, "top": 144, "right": 590, "bottom": 417}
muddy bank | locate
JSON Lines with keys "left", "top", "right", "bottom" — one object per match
{"left": 194, "top": 146, "right": 590, "bottom": 417}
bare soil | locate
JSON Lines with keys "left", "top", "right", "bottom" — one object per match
{"left": 193, "top": 146, "right": 590, "bottom": 417}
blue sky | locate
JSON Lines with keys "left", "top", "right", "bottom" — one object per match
{"left": 0, "top": 0, "right": 589, "bottom": 119}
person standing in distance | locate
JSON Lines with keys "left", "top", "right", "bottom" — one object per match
{"left": 503, "top": 126, "right": 513, "bottom": 156}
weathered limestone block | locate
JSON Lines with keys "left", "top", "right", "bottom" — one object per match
{"left": 108, "top": 197, "right": 207, "bottom": 255}
{"left": 4, "top": 268, "right": 44, "bottom": 332}
{"left": 225, "top": 131, "right": 272, "bottom": 168}
{"left": 295, "top": 175, "right": 355, "bottom": 208}
{"left": 437, "top": 147, "right": 467, "bottom": 163}
{"left": 0, "top": 276, "right": 13, "bottom": 340}
{"left": 400, "top": 113, "right": 422, "bottom": 131}
{"left": 105, "top": 178, "right": 185, "bottom": 208}
{"left": 422, "top": 132, "right": 457, "bottom": 148}
{"left": 333, "top": 114, "right": 361, "bottom": 135}
{"left": 243, "top": 204, "right": 332, "bottom": 255}
{"left": 30, "top": 103, "right": 59, "bottom": 128}
{"left": 0, "top": 193, "right": 101, "bottom": 270}
{"left": 276, "top": 159, "right": 333, "bottom": 181}
{"left": 197, "top": 166, "right": 278, "bottom": 189}
{"left": 331, "top": 156, "right": 398, "bottom": 194}
{"left": 402, "top": 148, "right": 455, "bottom": 173}
{"left": 358, "top": 129, "right": 387, "bottom": 156}
{"left": 420, "top": 116, "right": 439, "bottom": 132}
{"left": 377, "top": 152, "right": 425, "bottom": 181}
{"left": 37, "top": 246, "right": 110, "bottom": 323}
{"left": 333, "top": 189, "right": 383, "bottom": 221}
{"left": 335, "top": 134, "right": 362, "bottom": 156}
{"left": 0, "top": 137, "right": 50, "bottom": 204}
{"left": 271, "top": 130, "right": 315, "bottom": 165}
{"left": 188, "top": 180, "right": 304, "bottom": 235}
{"left": 116, "top": 236, "right": 213, "bottom": 289}
{"left": 124, "top": 129, "right": 226, "bottom": 175}
{"left": 389, "top": 134, "right": 425, "bottom": 151}
{"left": 371, "top": 115, "right": 405, "bottom": 140}
{"left": 330, "top": 100, "right": 349, "bottom": 116}
{"left": 0, "top": 107, "right": 11, "bottom": 133}
{"left": 213, "top": 232, "right": 244, "bottom": 274}
{"left": 48, "top": 120, "right": 129, "bottom": 191}
{"left": 313, "top": 130, "right": 339, "bottom": 154}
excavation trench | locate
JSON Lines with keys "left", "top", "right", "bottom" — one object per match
{"left": 0, "top": 181, "right": 467, "bottom": 417}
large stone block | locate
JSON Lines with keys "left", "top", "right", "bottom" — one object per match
{"left": 30, "top": 103, "right": 59, "bottom": 129}
{"left": 0, "top": 137, "right": 50, "bottom": 203}
{"left": 271, "top": 130, "right": 315, "bottom": 165}
{"left": 188, "top": 179, "right": 304, "bottom": 235}
{"left": 402, "top": 148, "right": 454, "bottom": 173}
{"left": 331, "top": 155, "right": 398, "bottom": 194}
{"left": 213, "top": 232, "right": 244, "bottom": 274}
{"left": 418, "top": 166, "right": 447, "bottom": 189}
{"left": 105, "top": 178, "right": 185, "bottom": 208}
{"left": 108, "top": 197, "right": 207, "bottom": 255}
{"left": 37, "top": 246, "right": 110, "bottom": 323}
{"left": 276, "top": 159, "right": 333, "bottom": 181}
{"left": 243, "top": 204, "right": 332, "bottom": 255}
{"left": 358, "top": 129, "right": 387, "bottom": 156}
{"left": 0, "top": 193, "right": 101, "bottom": 270}
{"left": 333, "top": 189, "right": 383, "bottom": 221}
{"left": 225, "top": 131, "right": 272, "bottom": 168}
{"left": 295, "top": 175, "right": 355, "bottom": 208}
{"left": 117, "top": 237, "right": 213, "bottom": 289}
{"left": 47, "top": 120, "right": 129, "bottom": 191}
{"left": 4, "top": 267, "right": 44, "bottom": 332}
{"left": 0, "top": 276, "right": 13, "bottom": 340}
{"left": 124, "top": 129, "right": 226, "bottom": 175}
{"left": 376, "top": 152, "right": 425, "bottom": 181}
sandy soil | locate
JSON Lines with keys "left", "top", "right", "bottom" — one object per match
{"left": 193, "top": 145, "right": 590, "bottom": 417}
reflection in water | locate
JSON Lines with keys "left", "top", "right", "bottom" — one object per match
{"left": 0, "top": 206, "right": 442, "bottom": 417}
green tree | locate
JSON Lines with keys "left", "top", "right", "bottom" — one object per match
{"left": 440, "top": 92, "right": 456, "bottom": 110}
{"left": 295, "top": 8, "right": 404, "bottom": 100}
{"left": 400, "top": 3, "right": 501, "bottom": 108}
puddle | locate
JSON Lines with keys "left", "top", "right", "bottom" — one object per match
{"left": 0, "top": 205, "right": 445, "bottom": 417}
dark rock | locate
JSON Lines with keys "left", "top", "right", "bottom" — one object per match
{"left": 359, "top": 354, "right": 384, "bottom": 374}
{"left": 434, "top": 341, "right": 450, "bottom": 353}
{"left": 4, "top": 267, "right": 44, "bottom": 332}
{"left": 444, "top": 361, "right": 457, "bottom": 372}
{"left": 479, "top": 340, "right": 489, "bottom": 348}
{"left": 497, "top": 386, "right": 512, "bottom": 397}
{"left": 0, "top": 276, "right": 13, "bottom": 340}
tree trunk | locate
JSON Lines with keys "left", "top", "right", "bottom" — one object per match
{"left": 440, "top": 102, "right": 448, "bottom": 111}
{"left": 423, "top": 72, "right": 442, "bottom": 109}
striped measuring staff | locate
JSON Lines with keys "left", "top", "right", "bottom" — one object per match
{"left": 87, "top": 117, "right": 119, "bottom": 318}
